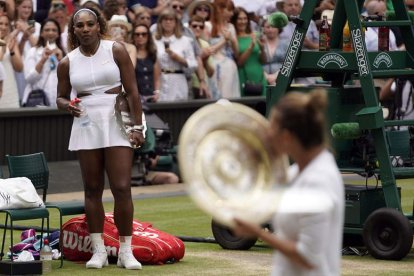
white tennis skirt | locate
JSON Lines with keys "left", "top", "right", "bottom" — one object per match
{"left": 68, "top": 94, "right": 130, "bottom": 151}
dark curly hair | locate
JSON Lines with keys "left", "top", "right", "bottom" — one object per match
{"left": 67, "top": 7, "right": 108, "bottom": 51}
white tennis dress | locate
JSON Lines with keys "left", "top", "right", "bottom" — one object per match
{"left": 67, "top": 40, "right": 131, "bottom": 150}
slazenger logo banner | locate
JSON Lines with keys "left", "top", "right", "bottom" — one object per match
{"left": 280, "top": 31, "right": 303, "bottom": 77}
{"left": 352, "top": 29, "right": 369, "bottom": 76}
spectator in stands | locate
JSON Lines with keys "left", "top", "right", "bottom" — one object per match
{"left": 150, "top": 0, "right": 210, "bottom": 99}
{"left": 0, "top": 1, "right": 6, "bottom": 18}
{"left": 187, "top": 0, "right": 213, "bottom": 40}
{"left": 2, "top": 0, "right": 15, "bottom": 20}
{"left": 108, "top": 14, "right": 136, "bottom": 66}
{"left": 172, "top": 0, "right": 211, "bottom": 99}
{"left": 0, "top": 15, "right": 23, "bottom": 108}
{"left": 232, "top": 7, "right": 266, "bottom": 96}
{"left": 57, "top": 7, "right": 144, "bottom": 270}
{"left": 0, "top": 0, "right": 8, "bottom": 45}
{"left": 103, "top": 0, "right": 127, "bottom": 20}
{"left": 154, "top": 8, "right": 197, "bottom": 101}
{"left": 209, "top": 0, "right": 240, "bottom": 98}
{"left": 15, "top": 0, "right": 40, "bottom": 54}
{"left": 280, "top": 0, "right": 318, "bottom": 50}
{"left": 14, "top": 0, "right": 41, "bottom": 105}
{"left": 22, "top": 18, "right": 64, "bottom": 107}
{"left": 79, "top": 0, "right": 102, "bottom": 11}
{"left": 153, "top": 0, "right": 193, "bottom": 24}
{"left": 133, "top": 23, "right": 160, "bottom": 103}
{"left": 364, "top": 0, "right": 398, "bottom": 51}
{"left": 261, "top": 19, "right": 288, "bottom": 86}
{"left": 189, "top": 15, "right": 215, "bottom": 99}
{"left": 48, "top": 1, "right": 69, "bottom": 52}
{"left": 132, "top": 6, "right": 152, "bottom": 27}
{"left": 135, "top": 0, "right": 165, "bottom": 25}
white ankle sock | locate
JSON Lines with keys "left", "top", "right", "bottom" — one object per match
{"left": 90, "top": 233, "right": 105, "bottom": 252}
{"left": 119, "top": 236, "right": 132, "bottom": 252}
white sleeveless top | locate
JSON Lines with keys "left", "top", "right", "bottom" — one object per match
{"left": 67, "top": 40, "right": 130, "bottom": 151}
{"left": 68, "top": 40, "right": 121, "bottom": 95}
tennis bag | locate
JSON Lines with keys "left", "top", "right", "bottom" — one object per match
{"left": 60, "top": 213, "right": 185, "bottom": 264}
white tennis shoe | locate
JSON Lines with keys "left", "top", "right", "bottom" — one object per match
{"left": 86, "top": 245, "right": 108, "bottom": 269}
{"left": 117, "top": 250, "right": 142, "bottom": 270}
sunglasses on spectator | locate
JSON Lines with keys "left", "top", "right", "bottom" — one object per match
{"left": 407, "top": 4, "right": 414, "bottom": 10}
{"left": 191, "top": 24, "right": 204, "bottom": 30}
{"left": 196, "top": 6, "right": 210, "bottom": 12}
{"left": 172, "top": 5, "right": 184, "bottom": 10}
{"left": 134, "top": 32, "right": 148, "bottom": 37}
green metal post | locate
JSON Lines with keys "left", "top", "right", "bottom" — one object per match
{"left": 330, "top": 0, "right": 346, "bottom": 50}
{"left": 344, "top": 0, "right": 401, "bottom": 210}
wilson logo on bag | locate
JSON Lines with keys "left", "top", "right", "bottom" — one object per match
{"left": 61, "top": 213, "right": 185, "bottom": 264}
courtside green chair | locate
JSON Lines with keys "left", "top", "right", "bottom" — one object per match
{"left": 0, "top": 154, "right": 50, "bottom": 262}
{"left": 6, "top": 152, "right": 85, "bottom": 268}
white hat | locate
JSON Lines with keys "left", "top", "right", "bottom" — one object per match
{"left": 108, "top": 15, "right": 132, "bottom": 32}
{"left": 80, "top": 0, "right": 100, "bottom": 6}
{"left": 187, "top": 0, "right": 213, "bottom": 17}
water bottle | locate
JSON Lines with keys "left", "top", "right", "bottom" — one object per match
{"left": 47, "top": 41, "right": 58, "bottom": 70}
{"left": 74, "top": 99, "right": 91, "bottom": 127}
{"left": 40, "top": 238, "right": 52, "bottom": 274}
{"left": 49, "top": 55, "right": 57, "bottom": 70}
{"left": 319, "top": 15, "right": 331, "bottom": 51}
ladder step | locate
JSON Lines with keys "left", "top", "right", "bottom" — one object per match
{"left": 372, "top": 69, "right": 414, "bottom": 78}
{"left": 364, "top": 20, "right": 412, "bottom": 27}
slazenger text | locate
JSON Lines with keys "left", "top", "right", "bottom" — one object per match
{"left": 280, "top": 32, "right": 303, "bottom": 77}
{"left": 352, "top": 29, "right": 369, "bottom": 76}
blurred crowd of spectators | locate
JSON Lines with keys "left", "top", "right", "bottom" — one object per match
{"left": 0, "top": 0, "right": 411, "bottom": 108}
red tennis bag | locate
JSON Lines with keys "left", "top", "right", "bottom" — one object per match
{"left": 60, "top": 213, "right": 185, "bottom": 264}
